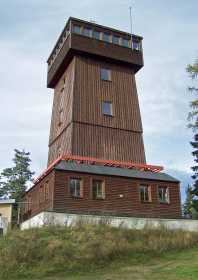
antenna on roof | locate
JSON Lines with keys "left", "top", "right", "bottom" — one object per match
{"left": 129, "top": 4, "right": 133, "bottom": 50}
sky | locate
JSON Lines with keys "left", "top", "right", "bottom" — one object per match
{"left": 0, "top": 0, "right": 197, "bottom": 201}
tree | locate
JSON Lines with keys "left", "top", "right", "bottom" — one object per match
{"left": 183, "top": 185, "right": 193, "bottom": 218}
{"left": 187, "top": 59, "right": 198, "bottom": 211}
{"left": 0, "top": 149, "right": 34, "bottom": 202}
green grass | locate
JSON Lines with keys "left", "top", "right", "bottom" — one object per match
{"left": 1, "top": 222, "right": 198, "bottom": 280}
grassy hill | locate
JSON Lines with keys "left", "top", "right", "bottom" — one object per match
{"left": 1, "top": 222, "right": 198, "bottom": 280}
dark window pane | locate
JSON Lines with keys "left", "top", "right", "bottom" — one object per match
{"left": 122, "top": 38, "right": 129, "bottom": 47}
{"left": 83, "top": 28, "right": 92, "bottom": 37}
{"left": 158, "top": 187, "right": 169, "bottom": 203}
{"left": 140, "top": 185, "right": 150, "bottom": 202}
{"left": 133, "top": 41, "right": 140, "bottom": 50}
{"left": 103, "top": 33, "right": 111, "bottom": 42}
{"left": 93, "top": 30, "right": 100, "bottom": 40}
{"left": 102, "top": 101, "right": 112, "bottom": 116}
{"left": 93, "top": 180, "right": 103, "bottom": 199}
{"left": 112, "top": 36, "right": 120, "bottom": 45}
{"left": 69, "top": 178, "right": 81, "bottom": 197}
{"left": 101, "top": 68, "right": 111, "bottom": 81}
{"left": 73, "top": 25, "right": 81, "bottom": 34}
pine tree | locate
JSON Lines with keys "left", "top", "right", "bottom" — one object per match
{"left": 187, "top": 59, "right": 198, "bottom": 211}
{"left": 0, "top": 149, "right": 34, "bottom": 202}
{"left": 183, "top": 185, "right": 193, "bottom": 218}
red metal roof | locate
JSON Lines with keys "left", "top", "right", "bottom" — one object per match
{"left": 33, "top": 154, "right": 163, "bottom": 185}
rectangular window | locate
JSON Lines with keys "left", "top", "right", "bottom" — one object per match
{"left": 83, "top": 27, "right": 92, "bottom": 37}
{"left": 58, "top": 109, "right": 64, "bottom": 127}
{"left": 102, "top": 101, "right": 113, "bottom": 116}
{"left": 100, "top": 68, "right": 111, "bottom": 81}
{"left": 39, "top": 185, "right": 44, "bottom": 203}
{"left": 73, "top": 25, "right": 81, "bottom": 34}
{"left": 69, "top": 178, "right": 83, "bottom": 198}
{"left": 93, "top": 30, "right": 100, "bottom": 40}
{"left": 57, "top": 146, "right": 62, "bottom": 157}
{"left": 133, "top": 41, "right": 140, "bottom": 51}
{"left": 158, "top": 186, "right": 169, "bottom": 203}
{"left": 112, "top": 35, "right": 120, "bottom": 45}
{"left": 122, "top": 38, "right": 130, "bottom": 48}
{"left": 92, "top": 179, "right": 105, "bottom": 199}
{"left": 140, "top": 185, "right": 151, "bottom": 202}
{"left": 103, "top": 33, "right": 111, "bottom": 43}
{"left": 45, "top": 181, "right": 50, "bottom": 201}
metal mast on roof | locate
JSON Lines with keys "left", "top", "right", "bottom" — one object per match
{"left": 129, "top": 5, "right": 133, "bottom": 50}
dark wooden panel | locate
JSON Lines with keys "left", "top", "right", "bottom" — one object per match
{"left": 72, "top": 122, "right": 146, "bottom": 164}
{"left": 47, "top": 33, "right": 143, "bottom": 88}
{"left": 21, "top": 171, "right": 55, "bottom": 221}
{"left": 48, "top": 123, "right": 73, "bottom": 165}
{"left": 73, "top": 56, "right": 143, "bottom": 132}
{"left": 22, "top": 169, "right": 181, "bottom": 221}
{"left": 53, "top": 170, "right": 181, "bottom": 219}
{"left": 48, "top": 59, "right": 75, "bottom": 145}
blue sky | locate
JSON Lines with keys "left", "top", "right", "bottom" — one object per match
{"left": 0, "top": 0, "right": 197, "bottom": 201}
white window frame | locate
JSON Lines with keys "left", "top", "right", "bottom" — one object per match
{"left": 102, "top": 101, "right": 113, "bottom": 116}
{"left": 69, "top": 178, "right": 83, "bottom": 198}
{"left": 100, "top": 68, "right": 111, "bottom": 81}
{"left": 139, "top": 185, "right": 152, "bottom": 202}
{"left": 158, "top": 186, "right": 170, "bottom": 203}
{"left": 92, "top": 179, "right": 105, "bottom": 199}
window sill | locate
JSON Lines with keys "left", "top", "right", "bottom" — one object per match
{"left": 140, "top": 201, "right": 152, "bottom": 204}
{"left": 103, "top": 114, "right": 114, "bottom": 117}
{"left": 101, "top": 79, "right": 112, "bottom": 82}
{"left": 93, "top": 197, "right": 105, "bottom": 200}
{"left": 159, "top": 201, "right": 170, "bottom": 204}
{"left": 70, "top": 196, "right": 83, "bottom": 199}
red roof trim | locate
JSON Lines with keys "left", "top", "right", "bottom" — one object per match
{"left": 33, "top": 154, "right": 163, "bottom": 185}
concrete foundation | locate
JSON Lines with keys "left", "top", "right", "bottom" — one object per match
{"left": 20, "top": 211, "right": 198, "bottom": 232}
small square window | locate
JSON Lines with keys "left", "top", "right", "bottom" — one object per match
{"left": 158, "top": 186, "right": 169, "bottom": 203}
{"left": 103, "top": 33, "right": 111, "bottom": 43}
{"left": 102, "top": 101, "right": 113, "bottom": 116}
{"left": 45, "top": 181, "right": 50, "bottom": 201}
{"left": 100, "top": 68, "right": 111, "bottom": 81}
{"left": 133, "top": 41, "right": 140, "bottom": 51}
{"left": 122, "top": 38, "right": 130, "bottom": 48}
{"left": 112, "top": 35, "right": 120, "bottom": 45}
{"left": 73, "top": 25, "right": 81, "bottom": 34}
{"left": 58, "top": 110, "right": 64, "bottom": 127}
{"left": 93, "top": 30, "right": 100, "bottom": 40}
{"left": 57, "top": 146, "right": 62, "bottom": 157}
{"left": 69, "top": 178, "right": 83, "bottom": 198}
{"left": 83, "top": 27, "right": 92, "bottom": 37}
{"left": 92, "top": 179, "right": 105, "bottom": 199}
{"left": 140, "top": 185, "right": 151, "bottom": 202}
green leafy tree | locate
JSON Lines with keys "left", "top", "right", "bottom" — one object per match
{"left": 187, "top": 59, "right": 198, "bottom": 211}
{"left": 0, "top": 149, "right": 34, "bottom": 202}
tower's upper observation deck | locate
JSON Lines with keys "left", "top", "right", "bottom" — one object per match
{"left": 47, "top": 17, "right": 144, "bottom": 88}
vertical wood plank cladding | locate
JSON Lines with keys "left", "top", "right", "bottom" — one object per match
{"left": 21, "top": 171, "right": 55, "bottom": 221}
{"left": 53, "top": 170, "right": 181, "bottom": 219}
{"left": 73, "top": 56, "right": 143, "bottom": 132}
{"left": 48, "top": 54, "right": 146, "bottom": 165}
{"left": 49, "top": 58, "right": 75, "bottom": 143}
{"left": 48, "top": 58, "right": 75, "bottom": 165}
{"left": 72, "top": 122, "right": 145, "bottom": 163}
{"left": 48, "top": 123, "right": 73, "bottom": 165}
{"left": 22, "top": 169, "right": 181, "bottom": 221}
